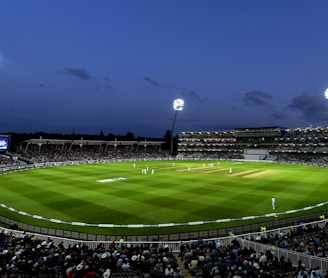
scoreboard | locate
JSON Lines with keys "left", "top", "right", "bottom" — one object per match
{"left": 0, "top": 135, "right": 10, "bottom": 152}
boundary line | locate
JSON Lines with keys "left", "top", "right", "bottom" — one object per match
{"left": 1, "top": 201, "right": 327, "bottom": 228}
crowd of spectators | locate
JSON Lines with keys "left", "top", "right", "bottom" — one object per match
{"left": 274, "top": 153, "right": 328, "bottom": 166}
{"left": 179, "top": 223, "right": 328, "bottom": 278}
{"left": 7, "top": 144, "right": 171, "bottom": 165}
{"left": 180, "top": 239, "right": 295, "bottom": 278}
{"left": 0, "top": 154, "right": 25, "bottom": 167}
{"left": 1, "top": 221, "right": 328, "bottom": 278}
{"left": 0, "top": 230, "right": 183, "bottom": 278}
{"left": 250, "top": 222, "right": 328, "bottom": 258}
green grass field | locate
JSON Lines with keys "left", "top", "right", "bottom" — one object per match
{"left": 1, "top": 160, "right": 327, "bottom": 235}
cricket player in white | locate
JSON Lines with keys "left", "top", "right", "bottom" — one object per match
{"left": 272, "top": 197, "right": 276, "bottom": 210}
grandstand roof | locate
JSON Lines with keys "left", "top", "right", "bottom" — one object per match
{"left": 71, "top": 140, "right": 107, "bottom": 145}
{"left": 23, "top": 139, "right": 72, "bottom": 145}
{"left": 20, "top": 138, "right": 165, "bottom": 147}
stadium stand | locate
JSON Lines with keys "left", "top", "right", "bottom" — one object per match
{"left": 1, "top": 126, "right": 328, "bottom": 277}
{"left": 10, "top": 138, "right": 168, "bottom": 165}
{"left": 177, "top": 126, "right": 328, "bottom": 165}
{"left": 1, "top": 219, "right": 328, "bottom": 277}
{"left": 1, "top": 125, "right": 326, "bottom": 166}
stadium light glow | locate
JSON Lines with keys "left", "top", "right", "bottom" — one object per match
{"left": 325, "top": 88, "right": 328, "bottom": 99}
{"left": 173, "top": 98, "right": 184, "bottom": 111}
{"left": 171, "top": 99, "right": 184, "bottom": 155}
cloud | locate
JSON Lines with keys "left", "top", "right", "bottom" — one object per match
{"left": 38, "top": 83, "right": 45, "bottom": 88}
{"left": 105, "top": 84, "right": 113, "bottom": 90}
{"left": 242, "top": 90, "right": 273, "bottom": 106}
{"left": 288, "top": 92, "right": 328, "bottom": 122}
{"left": 104, "top": 77, "right": 113, "bottom": 90}
{"left": 271, "top": 110, "right": 286, "bottom": 120}
{"left": 95, "top": 83, "right": 113, "bottom": 92}
{"left": 180, "top": 88, "right": 202, "bottom": 102}
{"left": 94, "top": 77, "right": 114, "bottom": 92}
{"left": 143, "top": 76, "right": 160, "bottom": 87}
{"left": 57, "top": 67, "right": 91, "bottom": 80}
{"left": 173, "top": 87, "right": 203, "bottom": 102}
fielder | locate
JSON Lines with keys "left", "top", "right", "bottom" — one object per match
{"left": 272, "top": 197, "right": 276, "bottom": 210}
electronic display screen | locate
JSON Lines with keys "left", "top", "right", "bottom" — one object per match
{"left": 0, "top": 136, "right": 9, "bottom": 151}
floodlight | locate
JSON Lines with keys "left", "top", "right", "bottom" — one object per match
{"left": 171, "top": 99, "right": 184, "bottom": 155}
{"left": 325, "top": 88, "right": 328, "bottom": 99}
{"left": 173, "top": 99, "right": 184, "bottom": 111}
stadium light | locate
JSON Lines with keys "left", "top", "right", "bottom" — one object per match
{"left": 325, "top": 88, "right": 328, "bottom": 99}
{"left": 171, "top": 99, "right": 184, "bottom": 156}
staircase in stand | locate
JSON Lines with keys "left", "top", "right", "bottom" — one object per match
{"left": 176, "top": 255, "right": 193, "bottom": 278}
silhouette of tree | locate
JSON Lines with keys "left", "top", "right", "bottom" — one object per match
{"left": 125, "top": 132, "right": 134, "bottom": 140}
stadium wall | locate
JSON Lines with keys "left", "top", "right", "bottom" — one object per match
{"left": 243, "top": 149, "right": 269, "bottom": 160}
{"left": 0, "top": 212, "right": 324, "bottom": 242}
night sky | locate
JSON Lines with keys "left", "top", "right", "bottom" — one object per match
{"left": 1, "top": 1, "right": 328, "bottom": 138}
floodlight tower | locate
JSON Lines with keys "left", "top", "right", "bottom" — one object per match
{"left": 171, "top": 99, "right": 184, "bottom": 156}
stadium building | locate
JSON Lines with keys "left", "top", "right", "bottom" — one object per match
{"left": 1, "top": 126, "right": 328, "bottom": 277}
{"left": 178, "top": 126, "right": 328, "bottom": 165}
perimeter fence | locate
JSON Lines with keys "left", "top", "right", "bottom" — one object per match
{"left": 0, "top": 213, "right": 326, "bottom": 242}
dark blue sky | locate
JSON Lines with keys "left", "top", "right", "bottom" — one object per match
{"left": 1, "top": 1, "right": 328, "bottom": 138}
